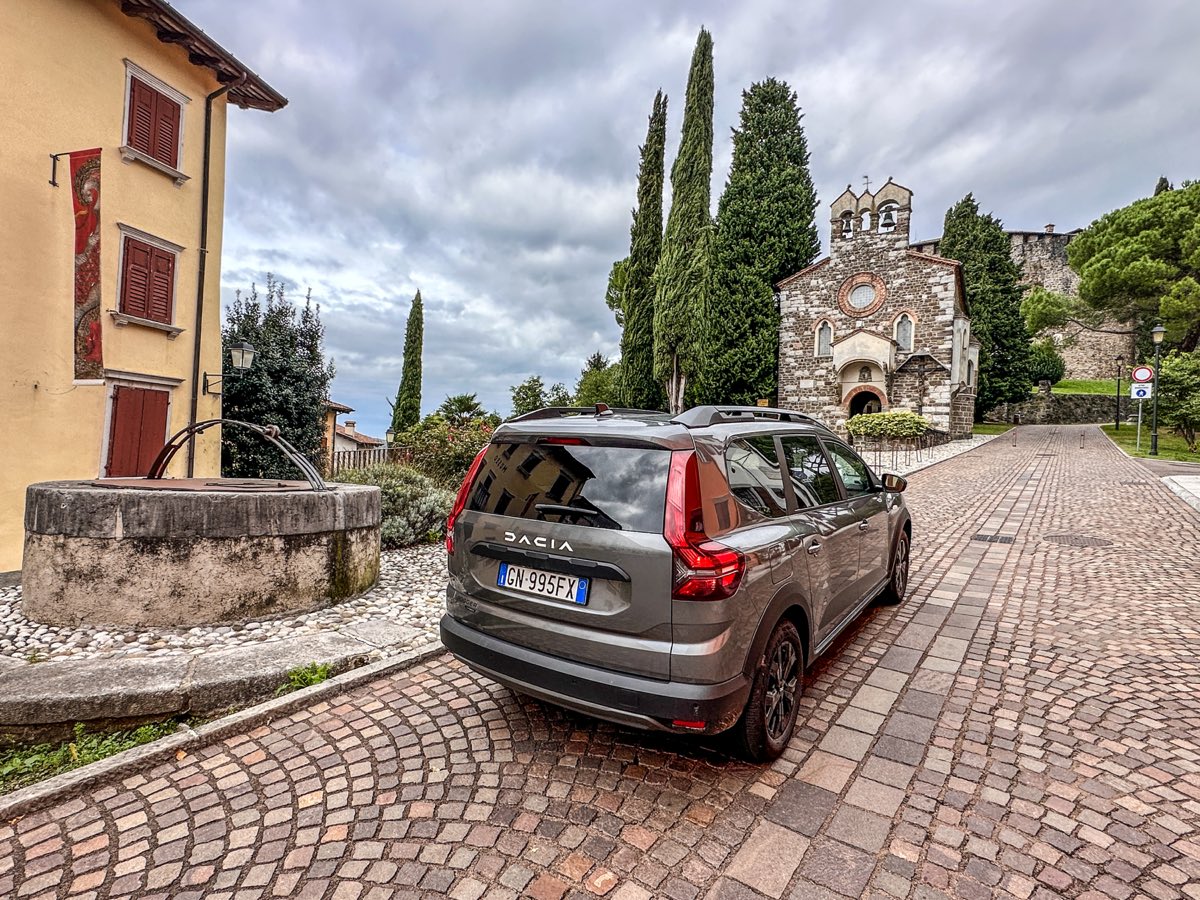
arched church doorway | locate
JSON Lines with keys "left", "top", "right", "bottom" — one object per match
{"left": 849, "top": 389, "right": 883, "bottom": 416}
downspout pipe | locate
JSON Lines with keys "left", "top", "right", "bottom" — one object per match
{"left": 187, "top": 72, "right": 247, "bottom": 477}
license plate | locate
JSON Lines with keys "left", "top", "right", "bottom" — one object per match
{"left": 497, "top": 562, "right": 589, "bottom": 605}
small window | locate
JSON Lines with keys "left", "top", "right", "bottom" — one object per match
{"left": 120, "top": 236, "right": 176, "bottom": 324}
{"left": 848, "top": 284, "right": 877, "bottom": 310}
{"left": 127, "top": 77, "right": 182, "bottom": 169}
{"left": 516, "top": 448, "right": 542, "bottom": 477}
{"left": 967, "top": 360, "right": 975, "bottom": 385}
{"left": 816, "top": 322, "right": 833, "bottom": 357}
{"left": 726, "top": 436, "right": 787, "bottom": 520}
{"left": 780, "top": 436, "right": 840, "bottom": 509}
{"left": 824, "top": 441, "right": 874, "bottom": 498}
{"left": 895, "top": 314, "right": 914, "bottom": 352}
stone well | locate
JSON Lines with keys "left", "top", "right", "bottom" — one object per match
{"left": 22, "top": 479, "right": 381, "bottom": 627}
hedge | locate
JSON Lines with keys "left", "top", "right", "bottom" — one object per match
{"left": 845, "top": 410, "right": 931, "bottom": 440}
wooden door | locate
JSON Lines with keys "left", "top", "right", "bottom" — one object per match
{"left": 106, "top": 386, "right": 170, "bottom": 477}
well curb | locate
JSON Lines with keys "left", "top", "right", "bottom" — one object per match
{"left": 0, "top": 640, "right": 445, "bottom": 821}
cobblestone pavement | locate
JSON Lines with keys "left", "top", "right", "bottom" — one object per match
{"left": 4, "top": 424, "right": 1200, "bottom": 900}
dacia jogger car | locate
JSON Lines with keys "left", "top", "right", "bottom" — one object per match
{"left": 440, "top": 405, "right": 911, "bottom": 761}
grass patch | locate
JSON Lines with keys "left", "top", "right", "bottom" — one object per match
{"left": 1040, "top": 379, "right": 1119, "bottom": 395}
{"left": 0, "top": 721, "right": 180, "bottom": 795}
{"left": 276, "top": 662, "right": 331, "bottom": 696}
{"left": 1101, "top": 424, "right": 1199, "bottom": 463}
{"left": 972, "top": 423, "right": 1013, "bottom": 435}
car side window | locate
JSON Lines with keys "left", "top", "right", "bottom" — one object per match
{"left": 779, "top": 435, "right": 840, "bottom": 509}
{"left": 725, "top": 436, "right": 788, "bottom": 520}
{"left": 824, "top": 441, "right": 874, "bottom": 498}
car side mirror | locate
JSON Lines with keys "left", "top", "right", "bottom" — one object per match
{"left": 882, "top": 473, "right": 907, "bottom": 493}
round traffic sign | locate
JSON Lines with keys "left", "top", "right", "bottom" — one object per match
{"left": 1131, "top": 365, "right": 1154, "bottom": 383}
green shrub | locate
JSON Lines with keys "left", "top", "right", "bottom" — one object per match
{"left": 276, "top": 662, "right": 331, "bottom": 696}
{"left": 400, "top": 415, "right": 494, "bottom": 489}
{"left": 337, "top": 463, "right": 454, "bottom": 548}
{"left": 1027, "top": 338, "right": 1066, "bottom": 386}
{"left": 845, "top": 410, "right": 932, "bottom": 440}
{"left": 1, "top": 721, "right": 179, "bottom": 795}
{"left": 1160, "top": 350, "right": 1200, "bottom": 451}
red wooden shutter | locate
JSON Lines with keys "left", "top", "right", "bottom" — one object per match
{"left": 154, "top": 95, "right": 181, "bottom": 168}
{"left": 136, "top": 389, "right": 170, "bottom": 474}
{"left": 106, "top": 386, "right": 170, "bottom": 477}
{"left": 148, "top": 247, "right": 175, "bottom": 324}
{"left": 121, "top": 238, "right": 152, "bottom": 319}
{"left": 127, "top": 79, "right": 155, "bottom": 156}
{"left": 107, "top": 387, "right": 145, "bottom": 477}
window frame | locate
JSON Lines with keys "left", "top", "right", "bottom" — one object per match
{"left": 815, "top": 321, "right": 833, "bottom": 358}
{"left": 114, "top": 224, "right": 183, "bottom": 331}
{"left": 820, "top": 438, "right": 880, "bottom": 499}
{"left": 724, "top": 434, "right": 790, "bottom": 522}
{"left": 894, "top": 312, "right": 915, "bottom": 352}
{"left": 776, "top": 432, "right": 846, "bottom": 512}
{"left": 120, "top": 60, "right": 191, "bottom": 185}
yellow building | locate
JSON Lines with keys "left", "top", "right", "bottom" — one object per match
{"left": 0, "top": 0, "right": 286, "bottom": 572}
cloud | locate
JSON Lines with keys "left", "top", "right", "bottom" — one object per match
{"left": 181, "top": 0, "right": 1200, "bottom": 438}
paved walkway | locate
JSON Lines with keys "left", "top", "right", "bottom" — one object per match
{"left": 4, "top": 425, "right": 1200, "bottom": 900}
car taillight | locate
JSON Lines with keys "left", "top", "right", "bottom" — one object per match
{"left": 664, "top": 449, "right": 744, "bottom": 601}
{"left": 446, "top": 445, "right": 490, "bottom": 555}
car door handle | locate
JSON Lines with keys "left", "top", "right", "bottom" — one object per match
{"left": 858, "top": 521, "right": 870, "bottom": 531}
{"left": 807, "top": 542, "right": 822, "bottom": 556}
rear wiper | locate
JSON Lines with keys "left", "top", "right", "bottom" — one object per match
{"left": 535, "top": 504, "right": 599, "bottom": 518}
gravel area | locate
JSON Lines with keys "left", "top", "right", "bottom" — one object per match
{"left": 0, "top": 432, "right": 1003, "bottom": 666}
{"left": 0, "top": 543, "right": 448, "bottom": 664}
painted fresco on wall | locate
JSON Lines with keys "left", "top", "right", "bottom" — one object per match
{"left": 70, "top": 148, "right": 103, "bottom": 380}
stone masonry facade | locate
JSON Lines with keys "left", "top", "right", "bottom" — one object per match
{"left": 778, "top": 179, "right": 977, "bottom": 437}
{"left": 912, "top": 227, "right": 1136, "bottom": 381}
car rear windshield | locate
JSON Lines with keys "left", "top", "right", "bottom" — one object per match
{"left": 465, "top": 442, "right": 671, "bottom": 533}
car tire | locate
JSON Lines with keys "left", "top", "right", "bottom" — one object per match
{"left": 732, "top": 620, "right": 804, "bottom": 762}
{"left": 878, "top": 530, "right": 910, "bottom": 606}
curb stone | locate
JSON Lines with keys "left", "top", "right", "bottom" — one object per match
{"left": 0, "top": 640, "right": 446, "bottom": 821}
{"left": 1163, "top": 476, "right": 1200, "bottom": 514}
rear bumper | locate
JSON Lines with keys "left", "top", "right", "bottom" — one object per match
{"left": 439, "top": 614, "right": 750, "bottom": 735}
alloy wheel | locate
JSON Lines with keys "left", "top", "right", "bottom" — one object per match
{"left": 764, "top": 639, "right": 799, "bottom": 742}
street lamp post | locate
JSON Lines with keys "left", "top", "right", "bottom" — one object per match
{"left": 1114, "top": 355, "right": 1124, "bottom": 431}
{"left": 1150, "top": 325, "right": 1166, "bottom": 456}
{"left": 385, "top": 428, "right": 395, "bottom": 462}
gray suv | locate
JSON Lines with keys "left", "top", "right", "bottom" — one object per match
{"left": 440, "top": 405, "right": 911, "bottom": 760}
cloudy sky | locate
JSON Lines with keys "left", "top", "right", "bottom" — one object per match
{"left": 180, "top": 0, "right": 1200, "bottom": 439}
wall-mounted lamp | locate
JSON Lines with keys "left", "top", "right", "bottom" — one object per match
{"left": 202, "top": 341, "right": 256, "bottom": 395}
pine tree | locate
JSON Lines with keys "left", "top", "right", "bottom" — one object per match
{"left": 618, "top": 91, "right": 667, "bottom": 410}
{"left": 654, "top": 29, "right": 714, "bottom": 413}
{"left": 221, "top": 276, "right": 335, "bottom": 478}
{"left": 939, "top": 195, "right": 1032, "bottom": 416}
{"left": 700, "top": 78, "right": 819, "bottom": 405}
{"left": 390, "top": 291, "right": 423, "bottom": 433}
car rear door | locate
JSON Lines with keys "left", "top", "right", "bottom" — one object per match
{"left": 449, "top": 440, "right": 677, "bottom": 680}
{"left": 778, "top": 434, "right": 859, "bottom": 640}
{"left": 822, "top": 439, "right": 890, "bottom": 598}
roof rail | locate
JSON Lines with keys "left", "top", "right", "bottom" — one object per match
{"left": 671, "top": 405, "right": 834, "bottom": 431}
{"left": 508, "top": 404, "right": 656, "bottom": 423}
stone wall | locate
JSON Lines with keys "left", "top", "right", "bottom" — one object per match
{"left": 984, "top": 392, "right": 1136, "bottom": 425}
{"left": 912, "top": 229, "right": 1136, "bottom": 380}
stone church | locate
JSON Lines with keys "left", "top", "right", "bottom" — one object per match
{"left": 777, "top": 179, "right": 978, "bottom": 437}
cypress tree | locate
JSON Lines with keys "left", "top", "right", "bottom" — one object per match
{"left": 654, "top": 28, "right": 714, "bottom": 413}
{"left": 391, "top": 291, "right": 423, "bottom": 433}
{"left": 618, "top": 91, "right": 667, "bottom": 410}
{"left": 939, "top": 195, "right": 1032, "bottom": 416}
{"left": 700, "top": 78, "right": 819, "bottom": 405}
